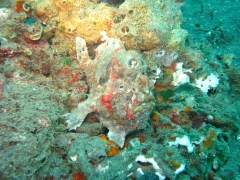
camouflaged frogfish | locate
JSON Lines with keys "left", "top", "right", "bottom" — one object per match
{"left": 64, "top": 35, "right": 155, "bottom": 147}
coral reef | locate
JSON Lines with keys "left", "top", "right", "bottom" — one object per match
{"left": 0, "top": 0, "right": 239, "bottom": 179}
{"left": 29, "top": 0, "right": 187, "bottom": 53}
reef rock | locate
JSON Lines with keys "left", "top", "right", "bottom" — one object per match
{"left": 110, "top": 0, "right": 188, "bottom": 51}
{"left": 32, "top": 0, "right": 116, "bottom": 45}
{"left": 64, "top": 36, "right": 155, "bottom": 147}
{"left": 30, "top": 0, "right": 187, "bottom": 52}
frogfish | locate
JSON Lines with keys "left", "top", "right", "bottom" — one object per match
{"left": 64, "top": 35, "right": 155, "bottom": 147}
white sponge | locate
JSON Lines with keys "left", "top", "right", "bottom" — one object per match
{"left": 195, "top": 73, "right": 219, "bottom": 93}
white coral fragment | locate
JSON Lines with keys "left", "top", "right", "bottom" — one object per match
{"left": 135, "top": 155, "right": 166, "bottom": 180}
{"left": 168, "top": 135, "right": 195, "bottom": 153}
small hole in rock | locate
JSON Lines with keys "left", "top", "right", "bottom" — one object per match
{"left": 121, "top": 26, "right": 129, "bottom": 33}
{"left": 120, "top": 14, "right": 126, "bottom": 20}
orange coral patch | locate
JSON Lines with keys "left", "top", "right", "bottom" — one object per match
{"left": 107, "top": 146, "right": 119, "bottom": 157}
{"left": 99, "top": 134, "right": 118, "bottom": 146}
{"left": 16, "top": 1, "right": 32, "bottom": 15}
{"left": 140, "top": 136, "right": 145, "bottom": 143}
{"left": 99, "top": 134, "right": 119, "bottom": 157}
{"left": 184, "top": 106, "right": 192, "bottom": 113}
{"left": 203, "top": 130, "right": 216, "bottom": 150}
{"left": 151, "top": 112, "right": 160, "bottom": 121}
{"left": 73, "top": 172, "right": 86, "bottom": 180}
